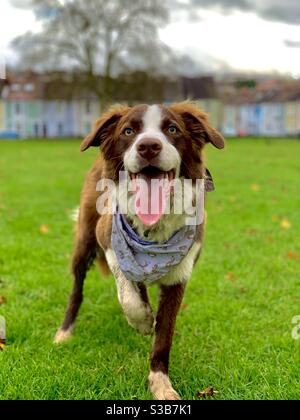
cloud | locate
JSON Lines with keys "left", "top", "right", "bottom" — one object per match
{"left": 284, "top": 40, "right": 300, "bottom": 48}
{"left": 10, "top": 0, "right": 34, "bottom": 8}
{"left": 189, "top": 0, "right": 300, "bottom": 25}
{"left": 259, "top": 1, "right": 300, "bottom": 25}
{"left": 191, "top": 0, "right": 251, "bottom": 12}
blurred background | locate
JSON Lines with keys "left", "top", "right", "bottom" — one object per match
{"left": 1, "top": 0, "right": 300, "bottom": 139}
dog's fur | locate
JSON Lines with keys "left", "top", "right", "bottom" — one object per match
{"left": 55, "top": 103, "right": 225, "bottom": 400}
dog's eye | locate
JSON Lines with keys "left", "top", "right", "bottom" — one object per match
{"left": 124, "top": 128, "right": 134, "bottom": 136}
{"left": 168, "top": 126, "right": 177, "bottom": 135}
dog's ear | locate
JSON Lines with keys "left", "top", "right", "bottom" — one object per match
{"left": 80, "top": 105, "right": 131, "bottom": 152}
{"left": 170, "top": 102, "right": 225, "bottom": 149}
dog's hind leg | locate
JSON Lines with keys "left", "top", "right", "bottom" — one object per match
{"left": 55, "top": 243, "right": 97, "bottom": 344}
{"left": 55, "top": 214, "right": 99, "bottom": 344}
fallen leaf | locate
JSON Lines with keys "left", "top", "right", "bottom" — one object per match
{"left": 225, "top": 272, "right": 236, "bottom": 282}
{"left": 197, "top": 387, "right": 219, "bottom": 398}
{"left": 0, "top": 296, "right": 6, "bottom": 305}
{"left": 40, "top": 225, "right": 49, "bottom": 234}
{"left": 272, "top": 215, "right": 279, "bottom": 222}
{"left": 0, "top": 317, "right": 6, "bottom": 350}
{"left": 116, "top": 365, "right": 125, "bottom": 374}
{"left": 286, "top": 252, "right": 299, "bottom": 260}
{"left": 250, "top": 184, "right": 260, "bottom": 191}
{"left": 281, "top": 219, "right": 291, "bottom": 230}
{"left": 246, "top": 228, "right": 258, "bottom": 236}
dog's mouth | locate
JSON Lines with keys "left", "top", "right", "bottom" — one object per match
{"left": 129, "top": 166, "right": 176, "bottom": 226}
{"left": 129, "top": 166, "right": 176, "bottom": 183}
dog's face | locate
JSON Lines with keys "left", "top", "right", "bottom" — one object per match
{"left": 81, "top": 103, "right": 224, "bottom": 226}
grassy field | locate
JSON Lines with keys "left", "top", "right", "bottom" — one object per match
{"left": 0, "top": 137, "right": 300, "bottom": 400}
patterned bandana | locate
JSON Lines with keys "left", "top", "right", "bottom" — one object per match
{"left": 112, "top": 212, "right": 197, "bottom": 284}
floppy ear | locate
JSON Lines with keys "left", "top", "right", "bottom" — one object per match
{"left": 170, "top": 102, "right": 225, "bottom": 149}
{"left": 80, "top": 105, "right": 131, "bottom": 152}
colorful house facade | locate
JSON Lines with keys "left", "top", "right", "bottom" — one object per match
{"left": 259, "top": 103, "right": 285, "bottom": 137}
{"left": 284, "top": 95, "right": 300, "bottom": 137}
{"left": 74, "top": 100, "right": 101, "bottom": 137}
{"left": 222, "top": 105, "right": 239, "bottom": 136}
{"left": 1, "top": 72, "right": 101, "bottom": 138}
{"left": 0, "top": 100, "right": 5, "bottom": 131}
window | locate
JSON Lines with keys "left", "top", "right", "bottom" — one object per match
{"left": 86, "top": 101, "right": 91, "bottom": 114}
{"left": 11, "top": 84, "right": 21, "bottom": 92}
{"left": 24, "top": 83, "right": 35, "bottom": 92}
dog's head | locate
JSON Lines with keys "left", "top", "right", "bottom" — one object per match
{"left": 81, "top": 103, "right": 224, "bottom": 226}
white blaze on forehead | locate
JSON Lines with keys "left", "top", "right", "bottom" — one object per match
{"left": 124, "top": 103, "right": 181, "bottom": 174}
{"left": 142, "top": 105, "right": 163, "bottom": 133}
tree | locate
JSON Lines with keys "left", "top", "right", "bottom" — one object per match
{"left": 11, "top": 0, "right": 171, "bottom": 109}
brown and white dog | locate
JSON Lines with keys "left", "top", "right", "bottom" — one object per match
{"left": 55, "top": 102, "right": 225, "bottom": 400}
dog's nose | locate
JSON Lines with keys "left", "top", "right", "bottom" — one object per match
{"left": 137, "top": 138, "right": 162, "bottom": 160}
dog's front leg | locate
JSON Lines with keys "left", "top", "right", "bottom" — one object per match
{"left": 110, "top": 267, "right": 153, "bottom": 337}
{"left": 105, "top": 249, "right": 154, "bottom": 335}
{"left": 116, "top": 273, "right": 154, "bottom": 335}
{"left": 149, "top": 283, "right": 186, "bottom": 400}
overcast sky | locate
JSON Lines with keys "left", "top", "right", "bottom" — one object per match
{"left": 1, "top": 0, "right": 300, "bottom": 77}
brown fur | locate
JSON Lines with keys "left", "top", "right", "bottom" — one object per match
{"left": 57, "top": 102, "right": 224, "bottom": 399}
{"left": 150, "top": 283, "right": 186, "bottom": 374}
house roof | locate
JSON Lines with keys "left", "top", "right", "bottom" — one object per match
{"left": 2, "top": 71, "right": 177, "bottom": 103}
{"left": 222, "top": 78, "right": 300, "bottom": 105}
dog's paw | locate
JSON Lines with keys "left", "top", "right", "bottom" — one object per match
{"left": 149, "top": 371, "right": 181, "bottom": 400}
{"left": 54, "top": 328, "right": 72, "bottom": 344}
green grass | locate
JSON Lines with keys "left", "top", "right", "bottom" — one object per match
{"left": 0, "top": 137, "right": 300, "bottom": 400}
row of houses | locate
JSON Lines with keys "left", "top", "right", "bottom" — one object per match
{"left": 0, "top": 73, "right": 101, "bottom": 138}
{"left": 0, "top": 72, "right": 300, "bottom": 138}
{"left": 221, "top": 79, "right": 300, "bottom": 137}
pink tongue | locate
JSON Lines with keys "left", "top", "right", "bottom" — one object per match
{"left": 134, "top": 173, "right": 167, "bottom": 226}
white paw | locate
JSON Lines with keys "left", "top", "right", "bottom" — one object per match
{"left": 149, "top": 371, "right": 181, "bottom": 400}
{"left": 54, "top": 328, "right": 73, "bottom": 344}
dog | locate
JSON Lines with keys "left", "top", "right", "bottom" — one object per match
{"left": 55, "top": 102, "right": 225, "bottom": 400}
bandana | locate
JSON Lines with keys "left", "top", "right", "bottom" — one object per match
{"left": 112, "top": 212, "right": 197, "bottom": 283}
